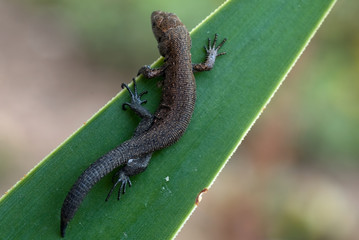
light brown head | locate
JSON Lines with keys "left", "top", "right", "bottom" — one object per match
{"left": 151, "top": 11, "right": 183, "bottom": 40}
{"left": 151, "top": 11, "right": 186, "bottom": 56}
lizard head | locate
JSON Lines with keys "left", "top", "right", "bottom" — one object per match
{"left": 151, "top": 11, "right": 182, "bottom": 39}
{"left": 151, "top": 11, "right": 184, "bottom": 56}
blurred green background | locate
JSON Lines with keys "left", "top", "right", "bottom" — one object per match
{"left": 0, "top": 0, "right": 358, "bottom": 239}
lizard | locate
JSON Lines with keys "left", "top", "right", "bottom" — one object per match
{"left": 60, "top": 10, "right": 226, "bottom": 237}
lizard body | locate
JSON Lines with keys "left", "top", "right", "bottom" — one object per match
{"left": 60, "top": 10, "right": 226, "bottom": 237}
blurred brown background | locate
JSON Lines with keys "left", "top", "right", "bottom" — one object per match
{"left": 0, "top": 0, "right": 358, "bottom": 239}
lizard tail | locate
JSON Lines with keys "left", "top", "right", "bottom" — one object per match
{"left": 60, "top": 147, "right": 126, "bottom": 237}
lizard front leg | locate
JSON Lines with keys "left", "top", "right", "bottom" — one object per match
{"left": 192, "top": 34, "right": 227, "bottom": 72}
{"left": 137, "top": 65, "right": 166, "bottom": 79}
{"left": 106, "top": 79, "right": 154, "bottom": 201}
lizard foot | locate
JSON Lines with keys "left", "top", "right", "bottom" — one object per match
{"left": 192, "top": 34, "right": 227, "bottom": 72}
{"left": 121, "top": 78, "right": 148, "bottom": 110}
{"left": 105, "top": 170, "right": 132, "bottom": 201}
{"left": 205, "top": 33, "right": 227, "bottom": 57}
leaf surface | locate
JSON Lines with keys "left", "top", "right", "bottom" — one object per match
{"left": 0, "top": 0, "right": 336, "bottom": 239}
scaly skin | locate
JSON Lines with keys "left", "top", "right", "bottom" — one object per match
{"left": 60, "top": 10, "right": 226, "bottom": 237}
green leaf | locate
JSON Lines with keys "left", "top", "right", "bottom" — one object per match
{"left": 0, "top": 0, "right": 336, "bottom": 239}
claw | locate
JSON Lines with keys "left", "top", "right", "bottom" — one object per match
{"left": 212, "top": 33, "right": 218, "bottom": 47}
{"left": 139, "top": 90, "right": 148, "bottom": 98}
{"left": 105, "top": 180, "right": 120, "bottom": 202}
{"left": 118, "top": 180, "right": 127, "bottom": 200}
{"left": 122, "top": 102, "right": 130, "bottom": 110}
{"left": 132, "top": 78, "right": 138, "bottom": 94}
{"left": 105, "top": 171, "right": 132, "bottom": 201}
{"left": 117, "top": 183, "right": 123, "bottom": 200}
{"left": 216, "top": 37, "right": 227, "bottom": 50}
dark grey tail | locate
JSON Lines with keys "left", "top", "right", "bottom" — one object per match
{"left": 60, "top": 219, "right": 67, "bottom": 237}
{"left": 60, "top": 147, "right": 125, "bottom": 237}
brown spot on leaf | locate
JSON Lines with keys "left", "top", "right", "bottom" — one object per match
{"left": 195, "top": 188, "right": 208, "bottom": 206}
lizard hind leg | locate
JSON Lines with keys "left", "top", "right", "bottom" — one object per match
{"left": 105, "top": 80, "right": 154, "bottom": 201}
{"left": 105, "top": 154, "right": 152, "bottom": 201}
{"left": 105, "top": 170, "right": 132, "bottom": 201}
